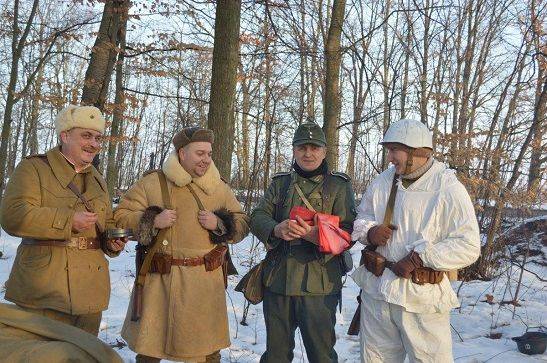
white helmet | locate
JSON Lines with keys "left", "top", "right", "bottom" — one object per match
{"left": 380, "top": 119, "right": 433, "bottom": 149}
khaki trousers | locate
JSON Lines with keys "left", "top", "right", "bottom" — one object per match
{"left": 359, "top": 292, "right": 453, "bottom": 363}
{"left": 17, "top": 305, "right": 102, "bottom": 336}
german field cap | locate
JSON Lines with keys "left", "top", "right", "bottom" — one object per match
{"left": 292, "top": 122, "right": 326, "bottom": 147}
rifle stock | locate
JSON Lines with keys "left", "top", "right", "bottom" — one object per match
{"left": 347, "top": 248, "right": 367, "bottom": 335}
{"left": 131, "top": 244, "right": 146, "bottom": 321}
{"left": 347, "top": 294, "right": 362, "bottom": 335}
{"left": 131, "top": 284, "right": 143, "bottom": 321}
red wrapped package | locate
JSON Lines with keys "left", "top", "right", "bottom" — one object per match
{"left": 288, "top": 206, "right": 351, "bottom": 255}
{"left": 289, "top": 206, "right": 315, "bottom": 226}
{"left": 315, "top": 213, "right": 351, "bottom": 255}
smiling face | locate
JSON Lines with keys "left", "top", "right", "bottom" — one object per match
{"left": 293, "top": 143, "right": 327, "bottom": 172}
{"left": 60, "top": 127, "right": 103, "bottom": 168}
{"left": 384, "top": 143, "right": 428, "bottom": 174}
{"left": 178, "top": 141, "right": 212, "bottom": 177}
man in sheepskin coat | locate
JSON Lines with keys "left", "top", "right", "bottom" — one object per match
{"left": 114, "top": 127, "right": 249, "bottom": 363}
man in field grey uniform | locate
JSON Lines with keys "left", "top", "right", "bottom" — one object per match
{"left": 251, "top": 123, "right": 356, "bottom": 363}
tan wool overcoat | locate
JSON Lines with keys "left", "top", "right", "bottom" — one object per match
{"left": 0, "top": 303, "right": 122, "bottom": 363}
{"left": 0, "top": 147, "right": 117, "bottom": 315}
{"left": 114, "top": 151, "right": 249, "bottom": 362}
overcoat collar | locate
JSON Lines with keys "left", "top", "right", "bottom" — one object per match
{"left": 45, "top": 146, "right": 108, "bottom": 196}
{"left": 161, "top": 151, "right": 222, "bottom": 195}
{"left": 46, "top": 147, "right": 91, "bottom": 188}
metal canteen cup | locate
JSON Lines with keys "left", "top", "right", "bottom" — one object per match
{"left": 105, "top": 228, "right": 133, "bottom": 240}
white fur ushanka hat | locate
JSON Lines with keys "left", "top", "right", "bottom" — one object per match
{"left": 55, "top": 105, "right": 106, "bottom": 135}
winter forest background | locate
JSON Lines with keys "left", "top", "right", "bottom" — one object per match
{"left": 0, "top": 0, "right": 545, "bottom": 361}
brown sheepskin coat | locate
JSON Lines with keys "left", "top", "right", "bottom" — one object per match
{"left": 114, "top": 151, "right": 249, "bottom": 362}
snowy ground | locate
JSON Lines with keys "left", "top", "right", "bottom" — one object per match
{"left": 1, "top": 230, "right": 545, "bottom": 362}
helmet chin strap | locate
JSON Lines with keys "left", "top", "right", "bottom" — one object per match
{"left": 404, "top": 149, "right": 414, "bottom": 175}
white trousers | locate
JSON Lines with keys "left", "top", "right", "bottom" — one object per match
{"left": 359, "top": 292, "right": 453, "bottom": 363}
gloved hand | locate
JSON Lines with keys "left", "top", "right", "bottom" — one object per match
{"left": 367, "top": 224, "right": 397, "bottom": 246}
{"left": 391, "top": 251, "right": 423, "bottom": 279}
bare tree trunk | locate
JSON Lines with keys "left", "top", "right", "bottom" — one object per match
{"left": 419, "top": 0, "right": 432, "bottom": 123}
{"left": 262, "top": 14, "right": 274, "bottom": 192}
{"left": 449, "top": 3, "right": 467, "bottom": 168}
{"left": 323, "top": 0, "right": 346, "bottom": 170}
{"left": 381, "top": 0, "right": 391, "bottom": 170}
{"left": 456, "top": 0, "right": 481, "bottom": 175}
{"left": 400, "top": 8, "right": 412, "bottom": 120}
{"left": 239, "top": 68, "right": 251, "bottom": 186}
{"left": 105, "top": 8, "right": 128, "bottom": 198}
{"left": 28, "top": 66, "right": 44, "bottom": 155}
{"left": 298, "top": 0, "right": 308, "bottom": 124}
{"left": 81, "top": 0, "right": 130, "bottom": 110}
{"left": 0, "top": 0, "right": 39, "bottom": 202}
{"left": 480, "top": 78, "right": 546, "bottom": 277}
{"left": 207, "top": 0, "right": 241, "bottom": 181}
{"left": 431, "top": 24, "right": 450, "bottom": 150}
{"left": 528, "top": 0, "right": 546, "bottom": 196}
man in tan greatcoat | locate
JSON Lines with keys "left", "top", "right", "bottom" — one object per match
{"left": 0, "top": 303, "right": 123, "bottom": 362}
{"left": 0, "top": 104, "right": 126, "bottom": 336}
{"left": 114, "top": 127, "right": 250, "bottom": 363}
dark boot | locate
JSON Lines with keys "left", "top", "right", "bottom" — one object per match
{"left": 135, "top": 354, "right": 161, "bottom": 363}
{"left": 205, "top": 350, "right": 221, "bottom": 363}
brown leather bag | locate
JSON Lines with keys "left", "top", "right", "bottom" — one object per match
{"left": 234, "top": 261, "right": 265, "bottom": 305}
{"left": 204, "top": 245, "right": 228, "bottom": 272}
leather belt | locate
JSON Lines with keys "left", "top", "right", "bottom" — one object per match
{"left": 362, "top": 249, "right": 444, "bottom": 284}
{"left": 21, "top": 237, "right": 101, "bottom": 250}
{"left": 170, "top": 256, "right": 205, "bottom": 267}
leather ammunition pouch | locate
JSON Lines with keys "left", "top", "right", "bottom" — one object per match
{"left": 148, "top": 245, "right": 228, "bottom": 275}
{"left": 363, "top": 249, "right": 444, "bottom": 284}
{"left": 411, "top": 267, "right": 444, "bottom": 285}
{"left": 203, "top": 245, "right": 228, "bottom": 272}
{"left": 363, "top": 249, "right": 386, "bottom": 277}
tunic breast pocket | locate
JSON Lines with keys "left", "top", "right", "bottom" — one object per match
{"left": 41, "top": 184, "right": 78, "bottom": 207}
{"left": 308, "top": 192, "right": 323, "bottom": 212}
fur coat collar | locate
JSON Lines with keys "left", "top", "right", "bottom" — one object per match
{"left": 161, "top": 151, "right": 222, "bottom": 195}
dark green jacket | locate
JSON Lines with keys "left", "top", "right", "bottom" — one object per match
{"left": 250, "top": 171, "right": 356, "bottom": 296}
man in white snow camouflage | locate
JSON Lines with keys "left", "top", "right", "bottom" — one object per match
{"left": 351, "top": 118, "right": 481, "bottom": 362}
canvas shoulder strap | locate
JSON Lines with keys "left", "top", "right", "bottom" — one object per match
{"left": 37, "top": 156, "right": 105, "bottom": 233}
{"left": 294, "top": 183, "right": 316, "bottom": 212}
{"left": 158, "top": 170, "right": 173, "bottom": 209}
{"left": 186, "top": 183, "right": 205, "bottom": 211}
{"left": 67, "top": 182, "right": 105, "bottom": 233}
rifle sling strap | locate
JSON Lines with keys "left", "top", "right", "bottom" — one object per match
{"left": 383, "top": 173, "right": 399, "bottom": 226}
{"left": 38, "top": 156, "right": 105, "bottom": 233}
{"left": 136, "top": 170, "right": 171, "bottom": 286}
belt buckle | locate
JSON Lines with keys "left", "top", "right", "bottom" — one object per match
{"left": 77, "top": 237, "right": 87, "bottom": 250}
